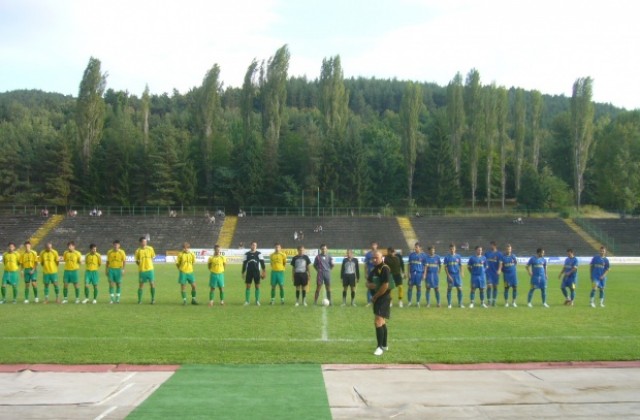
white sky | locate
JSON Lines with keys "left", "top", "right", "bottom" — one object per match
{"left": 1, "top": 0, "right": 638, "bottom": 109}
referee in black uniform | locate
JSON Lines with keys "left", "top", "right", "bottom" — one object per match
{"left": 367, "top": 251, "right": 391, "bottom": 356}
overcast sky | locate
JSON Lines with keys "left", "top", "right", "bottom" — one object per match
{"left": 1, "top": 0, "right": 638, "bottom": 109}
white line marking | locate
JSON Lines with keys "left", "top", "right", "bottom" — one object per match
{"left": 321, "top": 307, "right": 328, "bottom": 342}
{"left": 94, "top": 405, "right": 118, "bottom": 420}
{"left": 97, "top": 382, "right": 135, "bottom": 406}
{"left": 3, "top": 335, "right": 637, "bottom": 343}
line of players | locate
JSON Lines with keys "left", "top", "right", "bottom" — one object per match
{"left": 0, "top": 237, "right": 610, "bottom": 308}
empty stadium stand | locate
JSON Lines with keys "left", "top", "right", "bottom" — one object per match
{"left": 231, "top": 216, "right": 408, "bottom": 251}
{"left": 579, "top": 218, "right": 640, "bottom": 256}
{"left": 39, "top": 215, "right": 221, "bottom": 253}
{"left": 0, "top": 216, "right": 48, "bottom": 245}
{"left": 411, "top": 217, "right": 595, "bottom": 257}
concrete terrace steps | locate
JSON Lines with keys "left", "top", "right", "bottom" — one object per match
{"left": 584, "top": 218, "right": 640, "bottom": 255}
{"left": 0, "top": 216, "right": 50, "bottom": 245}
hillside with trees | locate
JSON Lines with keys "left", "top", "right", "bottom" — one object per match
{"left": 0, "top": 47, "right": 636, "bottom": 214}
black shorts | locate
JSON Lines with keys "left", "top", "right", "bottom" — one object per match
{"left": 373, "top": 293, "right": 391, "bottom": 319}
{"left": 293, "top": 272, "right": 308, "bottom": 287}
{"left": 342, "top": 274, "right": 356, "bottom": 288}
{"left": 393, "top": 273, "right": 403, "bottom": 286}
{"left": 245, "top": 271, "right": 261, "bottom": 285}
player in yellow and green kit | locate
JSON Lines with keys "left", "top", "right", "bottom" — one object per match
{"left": 39, "top": 242, "right": 60, "bottom": 303}
{"left": 1, "top": 242, "right": 20, "bottom": 304}
{"left": 106, "top": 240, "right": 126, "bottom": 304}
{"left": 208, "top": 244, "right": 226, "bottom": 306}
{"left": 20, "top": 240, "right": 39, "bottom": 303}
{"left": 135, "top": 237, "right": 156, "bottom": 304}
{"left": 62, "top": 241, "right": 82, "bottom": 304}
{"left": 270, "top": 243, "right": 287, "bottom": 305}
{"left": 176, "top": 242, "right": 197, "bottom": 305}
{"left": 82, "top": 244, "right": 101, "bottom": 304}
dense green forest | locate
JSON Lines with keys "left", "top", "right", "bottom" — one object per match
{"left": 0, "top": 47, "right": 638, "bottom": 214}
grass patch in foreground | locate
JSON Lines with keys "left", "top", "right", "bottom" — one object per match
{"left": 0, "top": 264, "right": 638, "bottom": 364}
{"left": 128, "top": 365, "right": 331, "bottom": 420}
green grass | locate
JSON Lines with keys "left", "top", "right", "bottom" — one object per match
{"left": 0, "top": 264, "right": 638, "bottom": 364}
{"left": 128, "top": 365, "right": 331, "bottom": 420}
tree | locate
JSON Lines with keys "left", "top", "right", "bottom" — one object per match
{"left": 464, "top": 69, "right": 483, "bottom": 210}
{"left": 76, "top": 56, "right": 107, "bottom": 176}
{"left": 483, "top": 84, "right": 498, "bottom": 209}
{"left": 496, "top": 86, "right": 510, "bottom": 208}
{"left": 513, "top": 88, "right": 526, "bottom": 193}
{"left": 399, "top": 82, "right": 423, "bottom": 203}
{"left": 446, "top": 72, "right": 465, "bottom": 185}
{"left": 530, "top": 90, "right": 543, "bottom": 170}
{"left": 571, "top": 77, "right": 595, "bottom": 209}
{"left": 195, "top": 64, "right": 222, "bottom": 199}
{"left": 141, "top": 84, "right": 150, "bottom": 146}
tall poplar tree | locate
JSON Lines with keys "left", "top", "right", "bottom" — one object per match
{"left": 513, "top": 88, "right": 526, "bottom": 193}
{"left": 483, "top": 84, "right": 498, "bottom": 209}
{"left": 530, "top": 90, "right": 543, "bottom": 171}
{"left": 141, "top": 85, "right": 150, "bottom": 146}
{"left": 464, "top": 69, "right": 483, "bottom": 210}
{"left": 196, "top": 64, "right": 222, "bottom": 199}
{"left": 446, "top": 72, "right": 465, "bottom": 185}
{"left": 571, "top": 77, "right": 595, "bottom": 209}
{"left": 496, "top": 87, "right": 510, "bottom": 208}
{"left": 76, "top": 56, "right": 106, "bottom": 175}
{"left": 400, "top": 82, "right": 423, "bottom": 203}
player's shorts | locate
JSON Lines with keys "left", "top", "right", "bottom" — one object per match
{"left": 373, "top": 292, "right": 391, "bottom": 319}
{"left": 561, "top": 277, "right": 576, "bottom": 289}
{"left": 2, "top": 271, "right": 19, "bottom": 286}
{"left": 425, "top": 273, "right": 439, "bottom": 288}
{"left": 270, "top": 271, "right": 285, "bottom": 287}
{"left": 342, "top": 273, "right": 356, "bottom": 288}
{"left": 316, "top": 271, "right": 331, "bottom": 287}
{"left": 245, "top": 271, "right": 261, "bottom": 285}
{"left": 108, "top": 268, "right": 123, "bottom": 284}
{"left": 23, "top": 269, "right": 37, "bottom": 283}
{"left": 43, "top": 273, "right": 58, "bottom": 285}
{"left": 592, "top": 278, "right": 606, "bottom": 289}
{"left": 393, "top": 273, "right": 404, "bottom": 286}
{"left": 486, "top": 271, "right": 500, "bottom": 286}
{"left": 84, "top": 271, "right": 99, "bottom": 286}
{"left": 178, "top": 272, "right": 196, "bottom": 285}
{"left": 409, "top": 272, "right": 423, "bottom": 287}
{"left": 63, "top": 270, "right": 79, "bottom": 284}
{"left": 447, "top": 273, "right": 462, "bottom": 288}
{"left": 209, "top": 273, "right": 224, "bottom": 288}
{"left": 530, "top": 276, "right": 547, "bottom": 289}
{"left": 293, "top": 272, "right": 308, "bottom": 287}
{"left": 503, "top": 275, "right": 518, "bottom": 288}
{"left": 471, "top": 275, "right": 486, "bottom": 289}
{"left": 139, "top": 270, "right": 155, "bottom": 283}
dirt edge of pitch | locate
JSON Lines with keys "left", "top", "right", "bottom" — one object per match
{"left": 0, "top": 364, "right": 180, "bottom": 373}
{"left": 322, "top": 360, "right": 640, "bottom": 371}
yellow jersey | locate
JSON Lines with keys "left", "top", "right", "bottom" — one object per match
{"left": 135, "top": 246, "right": 155, "bottom": 272}
{"left": 19, "top": 250, "right": 39, "bottom": 269}
{"left": 2, "top": 252, "right": 20, "bottom": 272}
{"left": 176, "top": 250, "right": 195, "bottom": 273}
{"left": 208, "top": 255, "right": 226, "bottom": 274}
{"left": 39, "top": 249, "right": 60, "bottom": 274}
{"left": 85, "top": 252, "right": 101, "bottom": 271}
{"left": 106, "top": 248, "right": 126, "bottom": 269}
{"left": 63, "top": 250, "right": 82, "bottom": 271}
{"left": 270, "top": 251, "right": 288, "bottom": 272}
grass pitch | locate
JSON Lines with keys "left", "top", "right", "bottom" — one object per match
{"left": 0, "top": 264, "right": 638, "bottom": 364}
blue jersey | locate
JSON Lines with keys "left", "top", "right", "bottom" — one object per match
{"left": 425, "top": 255, "right": 441, "bottom": 281}
{"left": 500, "top": 253, "right": 518, "bottom": 281}
{"left": 408, "top": 252, "right": 427, "bottom": 274}
{"left": 590, "top": 255, "right": 610, "bottom": 281}
{"left": 443, "top": 253, "right": 462, "bottom": 275}
{"left": 485, "top": 250, "right": 502, "bottom": 274}
{"left": 562, "top": 257, "right": 579, "bottom": 282}
{"left": 364, "top": 251, "right": 376, "bottom": 275}
{"left": 527, "top": 256, "right": 547, "bottom": 280}
{"left": 467, "top": 255, "right": 487, "bottom": 278}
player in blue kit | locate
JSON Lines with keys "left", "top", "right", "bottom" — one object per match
{"left": 526, "top": 248, "right": 548, "bottom": 307}
{"left": 589, "top": 246, "right": 610, "bottom": 308}
{"left": 407, "top": 242, "right": 426, "bottom": 307}
{"left": 467, "top": 246, "right": 487, "bottom": 308}
{"left": 500, "top": 244, "right": 518, "bottom": 307}
{"left": 444, "top": 243, "right": 464, "bottom": 308}
{"left": 484, "top": 241, "right": 502, "bottom": 306}
{"left": 424, "top": 246, "right": 441, "bottom": 307}
{"left": 559, "top": 248, "right": 578, "bottom": 306}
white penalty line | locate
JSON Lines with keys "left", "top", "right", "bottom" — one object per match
{"left": 5, "top": 335, "right": 638, "bottom": 343}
